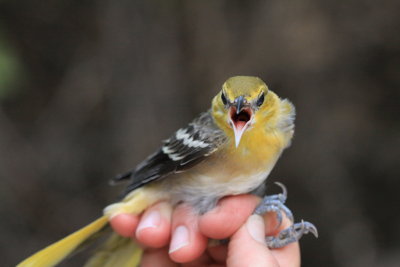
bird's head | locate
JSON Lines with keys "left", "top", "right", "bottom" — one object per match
{"left": 212, "top": 76, "right": 270, "bottom": 148}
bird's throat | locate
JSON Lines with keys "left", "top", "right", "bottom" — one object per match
{"left": 229, "top": 107, "right": 253, "bottom": 148}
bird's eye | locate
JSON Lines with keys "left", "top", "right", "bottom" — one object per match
{"left": 221, "top": 92, "right": 228, "bottom": 105}
{"left": 256, "top": 92, "right": 265, "bottom": 107}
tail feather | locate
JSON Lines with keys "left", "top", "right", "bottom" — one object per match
{"left": 17, "top": 216, "right": 109, "bottom": 267}
{"left": 18, "top": 187, "right": 160, "bottom": 267}
{"left": 84, "top": 233, "right": 142, "bottom": 267}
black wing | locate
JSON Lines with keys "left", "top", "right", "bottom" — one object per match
{"left": 114, "top": 111, "right": 226, "bottom": 195}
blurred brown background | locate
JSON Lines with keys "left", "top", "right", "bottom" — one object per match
{"left": 0, "top": 0, "right": 399, "bottom": 266}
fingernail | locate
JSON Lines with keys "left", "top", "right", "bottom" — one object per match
{"left": 246, "top": 214, "right": 266, "bottom": 244}
{"left": 169, "top": 225, "right": 190, "bottom": 253}
{"left": 136, "top": 210, "right": 161, "bottom": 234}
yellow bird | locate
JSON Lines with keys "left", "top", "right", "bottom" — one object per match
{"left": 18, "top": 76, "right": 317, "bottom": 267}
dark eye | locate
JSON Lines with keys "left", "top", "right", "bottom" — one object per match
{"left": 256, "top": 92, "right": 265, "bottom": 107}
{"left": 221, "top": 92, "right": 228, "bottom": 105}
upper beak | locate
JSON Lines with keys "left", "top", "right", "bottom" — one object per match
{"left": 235, "top": 95, "right": 245, "bottom": 114}
{"left": 228, "top": 96, "right": 253, "bottom": 148}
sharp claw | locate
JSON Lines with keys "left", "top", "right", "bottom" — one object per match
{"left": 290, "top": 220, "right": 319, "bottom": 241}
{"left": 309, "top": 224, "right": 319, "bottom": 238}
{"left": 274, "top": 181, "right": 287, "bottom": 199}
{"left": 296, "top": 220, "right": 318, "bottom": 238}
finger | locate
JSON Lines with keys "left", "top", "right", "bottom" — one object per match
{"left": 109, "top": 213, "right": 140, "bottom": 238}
{"left": 141, "top": 247, "right": 179, "bottom": 267}
{"left": 180, "top": 244, "right": 227, "bottom": 267}
{"left": 169, "top": 204, "right": 208, "bottom": 263}
{"left": 180, "top": 253, "right": 211, "bottom": 267}
{"left": 227, "top": 214, "right": 279, "bottom": 267}
{"left": 270, "top": 242, "right": 300, "bottom": 267}
{"left": 135, "top": 201, "right": 173, "bottom": 248}
{"left": 199, "top": 194, "right": 260, "bottom": 239}
{"left": 264, "top": 212, "right": 300, "bottom": 267}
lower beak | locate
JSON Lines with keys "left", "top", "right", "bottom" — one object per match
{"left": 229, "top": 106, "right": 253, "bottom": 148}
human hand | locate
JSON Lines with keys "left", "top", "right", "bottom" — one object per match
{"left": 110, "top": 195, "right": 300, "bottom": 266}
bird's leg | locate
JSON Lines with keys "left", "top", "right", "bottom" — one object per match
{"left": 254, "top": 182, "right": 294, "bottom": 226}
{"left": 254, "top": 182, "right": 318, "bottom": 248}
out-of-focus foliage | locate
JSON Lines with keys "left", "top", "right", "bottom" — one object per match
{"left": 0, "top": 0, "right": 399, "bottom": 266}
{"left": 0, "top": 30, "right": 22, "bottom": 99}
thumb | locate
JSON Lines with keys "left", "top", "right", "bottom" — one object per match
{"left": 227, "top": 214, "right": 279, "bottom": 267}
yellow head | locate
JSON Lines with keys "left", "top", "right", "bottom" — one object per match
{"left": 212, "top": 76, "right": 277, "bottom": 147}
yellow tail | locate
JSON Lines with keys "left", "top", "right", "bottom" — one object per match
{"left": 83, "top": 233, "right": 142, "bottom": 267}
{"left": 17, "top": 217, "right": 143, "bottom": 267}
{"left": 18, "top": 216, "right": 109, "bottom": 267}
{"left": 17, "top": 187, "right": 163, "bottom": 267}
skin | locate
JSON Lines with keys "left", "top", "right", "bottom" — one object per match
{"left": 110, "top": 195, "right": 300, "bottom": 266}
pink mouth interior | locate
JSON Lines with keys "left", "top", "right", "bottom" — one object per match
{"left": 230, "top": 107, "right": 252, "bottom": 130}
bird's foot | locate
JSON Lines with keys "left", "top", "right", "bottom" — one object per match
{"left": 265, "top": 220, "right": 318, "bottom": 248}
{"left": 254, "top": 182, "right": 318, "bottom": 248}
{"left": 254, "top": 182, "right": 294, "bottom": 226}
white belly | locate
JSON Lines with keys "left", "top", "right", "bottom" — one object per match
{"left": 165, "top": 162, "right": 275, "bottom": 214}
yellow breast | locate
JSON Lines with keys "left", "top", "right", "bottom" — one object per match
{"left": 181, "top": 125, "right": 287, "bottom": 193}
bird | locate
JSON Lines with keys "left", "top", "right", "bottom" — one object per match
{"left": 18, "top": 76, "right": 317, "bottom": 267}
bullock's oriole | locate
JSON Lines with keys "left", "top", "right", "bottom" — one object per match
{"left": 18, "top": 76, "right": 317, "bottom": 267}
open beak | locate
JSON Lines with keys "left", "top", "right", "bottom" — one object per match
{"left": 228, "top": 96, "right": 253, "bottom": 147}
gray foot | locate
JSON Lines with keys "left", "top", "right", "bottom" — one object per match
{"left": 254, "top": 182, "right": 318, "bottom": 248}
{"left": 265, "top": 220, "right": 318, "bottom": 248}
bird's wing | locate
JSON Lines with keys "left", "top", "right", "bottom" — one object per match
{"left": 113, "top": 110, "right": 226, "bottom": 194}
